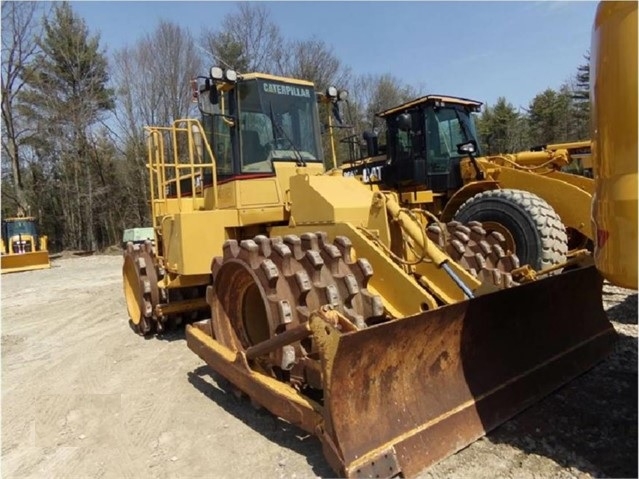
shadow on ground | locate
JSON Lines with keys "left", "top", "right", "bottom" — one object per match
{"left": 488, "top": 327, "right": 637, "bottom": 478}
{"left": 605, "top": 293, "right": 638, "bottom": 325}
{"left": 187, "top": 366, "right": 333, "bottom": 477}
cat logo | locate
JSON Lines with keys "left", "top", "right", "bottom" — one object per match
{"left": 263, "top": 83, "right": 311, "bottom": 98}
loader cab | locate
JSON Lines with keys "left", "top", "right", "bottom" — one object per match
{"left": 379, "top": 96, "right": 482, "bottom": 193}
{"left": 1, "top": 217, "right": 39, "bottom": 254}
{"left": 196, "top": 68, "right": 324, "bottom": 182}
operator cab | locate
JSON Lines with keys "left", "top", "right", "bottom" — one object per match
{"left": 378, "top": 95, "right": 482, "bottom": 193}
{"left": 195, "top": 67, "right": 324, "bottom": 182}
{"left": 1, "top": 217, "right": 40, "bottom": 254}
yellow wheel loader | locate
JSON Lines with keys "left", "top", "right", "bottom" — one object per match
{"left": 122, "top": 66, "right": 617, "bottom": 477}
{"left": 1, "top": 216, "right": 51, "bottom": 274}
{"left": 530, "top": 140, "right": 592, "bottom": 176}
{"left": 342, "top": 96, "right": 596, "bottom": 273}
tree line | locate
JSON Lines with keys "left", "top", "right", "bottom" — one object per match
{"left": 475, "top": 63, "right": 590, "bottom": 155}
{"left": 1, "top": 2, "right": 590, "bottom": 252}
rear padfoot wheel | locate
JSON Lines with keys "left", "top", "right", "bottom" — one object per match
{"left": 123, "top": 240, "right": 160, "bottom": 336}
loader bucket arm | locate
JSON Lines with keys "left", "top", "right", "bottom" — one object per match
{"left": 314, "top": 265, "right": 615, "bottom": 477}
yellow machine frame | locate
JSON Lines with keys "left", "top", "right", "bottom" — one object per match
{"left": 590, "top": 0, "right": 638, "bottom": 289}
{"left": 341, "top": 97, "right": 597, "bottom": 254}
{"left": 122, "top": 67, "right": 617, "bottom": 478}
{"left": 1, "top": 216, "right": 50, "bottom": 274}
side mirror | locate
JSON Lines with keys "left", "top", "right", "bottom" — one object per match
{"left": 457, "top": 140, "right": 477, "bottom": 156}
{"left": 196, "top": 78, "right": 219, "bottom": 115}
{"left": 363, "top": 130, "right": 379, "bottom": 157}
{"left": 396, "top": 113, "right": 412, "bottom": 132}
{"left": 209, "top": 86, "right": 219, "bottom": 105}
{"left": 332, "top": 102, "right": 344, "bottom": 125}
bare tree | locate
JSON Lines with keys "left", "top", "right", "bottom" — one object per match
{"left": 201, "top": 3, "right": 283, "bottom": 73}
{"left": 111, "top": 21, "right": 203, "bottom": 227}
{"left": 1, "top": 2, "right": 46, "bottom": 215}
{"left": 277, "top": 37, "right": 350, "bottom": 91}
{"left": 113, "top": 21, "right": 202, "bottom": 131}
{"left": 143, "top": 21, "right": 203, "bottom": 123}
{"left": 349, "top": 73, "right": 422, "bottom": 134}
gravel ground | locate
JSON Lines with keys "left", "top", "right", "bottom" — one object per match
{"left": 1, "top": 255, "right": 637, "bottom": 478}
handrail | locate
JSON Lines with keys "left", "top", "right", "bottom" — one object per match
{"left": 144, "top": 119, "right": 219, "bottom": 224}
{"left": 184, "top": 118, "right": 219, "bottom": 209}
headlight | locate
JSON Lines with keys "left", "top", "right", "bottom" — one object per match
{"left": 224, "top": 69, "right": 237, "bottom": 82}
{"left": 326, "top": 86, "right": 338, "bottom": 98}
{"left": 210, "top": 66, "right": 224, "bottom": 80}
{"left": 338, "top": 90, "right": 348, "bottom": 101}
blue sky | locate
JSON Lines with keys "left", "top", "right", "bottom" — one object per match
{"left": 70, "top": 1, "right": 598, "bottom": 110}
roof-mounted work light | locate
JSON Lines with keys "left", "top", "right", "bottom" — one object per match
{"left": 210, "top": 66, "right": 224, "bottom": 80}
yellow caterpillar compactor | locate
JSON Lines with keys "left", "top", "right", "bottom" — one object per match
{"left": 1, "top": 215, "right": 50, "bottom": 274}
{"left": 122, "top": 2, "right": 635, "bottom": 473}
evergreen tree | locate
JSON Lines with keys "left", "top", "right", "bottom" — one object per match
{"left": 476, "top": 97, "right": 528, "bottom": 154}
{"left": 570, "top": 53, "right": 591, "bottom": 139}
{"left": 19, "top": 2, "right": 114, "bottom": 250}
{"left": 571, "top": 53, "right": 590, "bottom": 103}
{"left": 526, "top": 88, "right": 572, "bottom": 146}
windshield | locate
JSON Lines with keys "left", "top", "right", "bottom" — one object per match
{"left": 425, "top": 106, "right": 480, "bottom": 160}
{"left": 237, "top": 79, "right": 323, "bottom": 173}
{"left": 3, "top": 219, "right": 37, "bottom": 239}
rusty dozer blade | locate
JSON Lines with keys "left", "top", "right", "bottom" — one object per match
{"left": 315, "top": 265, "right": 616, "bottom": 478}
{"left": 0, "top": 251, "right": 51, "bottom": 274}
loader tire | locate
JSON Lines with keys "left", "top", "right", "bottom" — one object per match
{"left": 453, "top": 189, "right": 568, "bottom": 272}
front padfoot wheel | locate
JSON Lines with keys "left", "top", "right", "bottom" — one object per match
{"left": 207, "top": 232, "right": 384, "bottom": 387}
